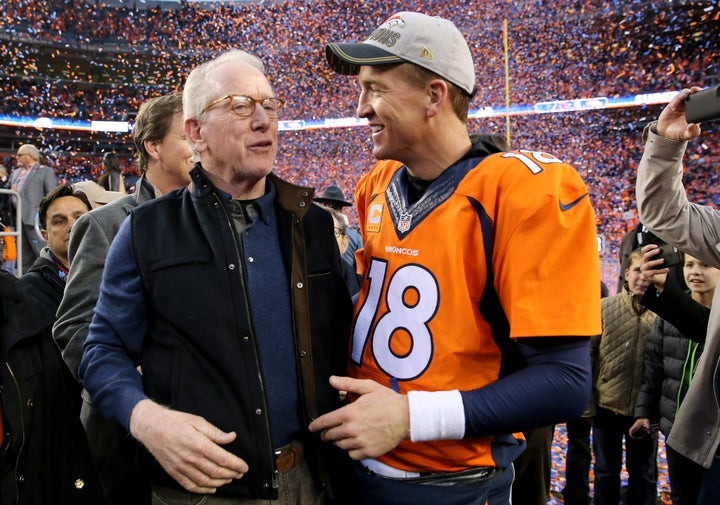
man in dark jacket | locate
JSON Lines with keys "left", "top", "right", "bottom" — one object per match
{"left": 21, "top": 185, "right": 91, "bottom": 313}
{"left": 79, "top": 50, "right": 353, "bottom": 503}
{"left": 0, "top": 269, "right": 99, "bottom": 504}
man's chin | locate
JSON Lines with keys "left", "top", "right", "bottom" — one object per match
{"left": 371, "top": 146, "right": 389, "bottom": 161}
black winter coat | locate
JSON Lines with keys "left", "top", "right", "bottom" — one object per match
{"left": 635, "top": 281, "right": 709, "bottom": 436}
{"left": 0, "top": 270, "right": 99, "bottom": 504}
{"left": 20, "top": 249, "right": 65, "bottom": 314}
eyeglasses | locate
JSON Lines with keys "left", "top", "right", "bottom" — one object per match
{"left": 16, "top": 153, "right": 29, "bottom": 158}
{"left": 334, "top": 227, "right": 345, "bottom": 237}
{"left": 202, "top": 94, "right": 286, "bottom": 119}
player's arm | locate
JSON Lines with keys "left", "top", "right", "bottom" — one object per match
{"left": 459, "top": 336, "right": 590, "bottom": 437}
{"left": 308, "top": 337, "right": 590, "bottom": 459}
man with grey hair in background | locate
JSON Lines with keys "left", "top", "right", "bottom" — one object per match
{"left": 79, "top": 50, "right": 352, "bottom": 504}
{"left": 10, "top": 143, "right": 58, "bottom": 273}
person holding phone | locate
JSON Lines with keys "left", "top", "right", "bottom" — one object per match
{"left": 636, "top": 86, "right": 720, "bottom": 504}
{"left": 632, "top": 245, "right": 718, "bottom": 505}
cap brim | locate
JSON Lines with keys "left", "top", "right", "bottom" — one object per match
{"left": 326, "top": 43, "right": 404, "bottom": 75}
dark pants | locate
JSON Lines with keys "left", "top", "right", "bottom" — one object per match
{"left": 696, "top": 448, "right": 720, "bottom": 505}
{"left": 666, "top": 444, "right": 702, "bottom": 505}
{"left": 512, "top": 426, "right": 553, "bottom": 505}
{"left": 562, "top": 418, "right": 592, "bottom": 505}
{"left": 348, "top": 461, "right": 514, "bottom": 505}
{"left": 593, "top": 407, "right": 657, "bottom": 505}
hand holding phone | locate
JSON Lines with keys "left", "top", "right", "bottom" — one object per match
{"left": 656, "top": 243, "right": 682, "bottom": 268}
{"left": 686, "top": 85, "right": 720, "bottom": 124}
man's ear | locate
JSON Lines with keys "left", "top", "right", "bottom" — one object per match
{"left": 41, "top": 229, "right": 48, "bottom": 242}
{"left": 185, "top": 118, "right": 205, "bottom": 152}
{"left": 144, "top": 138, "right": 161, "bottom": 161}
{"left": 426, "top": 79, "right": 449, "bottom": 118}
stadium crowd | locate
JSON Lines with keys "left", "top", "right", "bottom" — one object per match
{"left": 1, "top": 0, "right": 719, "bottom": 278}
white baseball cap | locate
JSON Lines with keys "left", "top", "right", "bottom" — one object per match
{"left": 326, "top": 12, "right": 476, "bottom": 96}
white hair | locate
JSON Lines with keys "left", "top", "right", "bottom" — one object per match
{"left": 18, "top": 144, "right": 40, "bottom": 161}
{"left": 183, "top": 50, "right": 266, "bottom": 122}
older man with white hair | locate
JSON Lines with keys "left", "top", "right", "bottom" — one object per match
{"left": 79, "top": 50, "right": 353, "bottom": 504}
{"left": 10, "top": 144, "right": 58, "bottom": 273}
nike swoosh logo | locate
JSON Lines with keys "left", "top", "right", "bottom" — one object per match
{"left": 559, "top": 193, "right": 589, "bottom": 211}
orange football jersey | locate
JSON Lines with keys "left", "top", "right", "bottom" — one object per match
{"left": 351, "top": 149, "right": 601, "bottom": 472}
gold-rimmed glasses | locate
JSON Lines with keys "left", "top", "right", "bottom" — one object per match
{"left": 202, "top": 94, "right": 286, "bottom": 119}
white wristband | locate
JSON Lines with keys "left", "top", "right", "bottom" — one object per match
{"left": 407, "top": 390, "right": 465, "bottom": 442}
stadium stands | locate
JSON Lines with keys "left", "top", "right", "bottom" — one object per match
{"left": 0, "top": 0, "right": 719, "bottom": 285}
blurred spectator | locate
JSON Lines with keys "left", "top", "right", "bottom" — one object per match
{"left": 9, "top": 144, "right": 59, "bottom": 273}
{"left": 97, "top": 152, "right": 126, "bottom": 194}
{"left": 561, "top": 280, "right": 610, "bottom": 505}
{"left": 324, "top": 205, "right": 360, "bottom": 295}
{"left": 587, "top": 248, "right": 658, "bottom": 505}
{"left": 313, "top": 184, "right": 361, "bottom": 272}
{"left": 20, "top": 185, "right": 91, "bottom": 312}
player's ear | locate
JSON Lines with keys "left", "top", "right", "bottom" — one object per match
{"left": 426, "top": 79, "right": 448, "bottom": 118}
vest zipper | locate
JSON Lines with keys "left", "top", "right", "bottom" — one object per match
{"left": 212, "top": 193, "right": 276, "bottom": 488}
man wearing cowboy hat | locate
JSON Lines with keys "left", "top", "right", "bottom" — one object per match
{"left": 314, "top": 185, "right": 362, "bottom": 272}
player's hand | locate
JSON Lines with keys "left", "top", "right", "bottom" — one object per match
{"left": 640, "top": 244, "right": 669, "bottom": 291}
{"left": 657, "top": 87, "right": 702, "bottom": 141}
{"left": 129, "top": 399, "right": 248, "bottom": 494}
{"left": 308, "top": 376, "right": 409, "bottom": 460}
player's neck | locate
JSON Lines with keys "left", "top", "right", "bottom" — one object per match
{"left": 405, "top": 129, "right": 472, "bottom": 181}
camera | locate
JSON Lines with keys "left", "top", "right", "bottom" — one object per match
{"left": 686, "top": 85, "right": 720, "bottom": 123}
{"left": 656, "top": 243, "right": 682, "bottom": 268}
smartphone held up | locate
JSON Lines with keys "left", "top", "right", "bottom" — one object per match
{"left": 656, "top": 243, "right": 682, "bottom": 268}
{"left": 686, "top": 85, "right": 720, "bottom": 124}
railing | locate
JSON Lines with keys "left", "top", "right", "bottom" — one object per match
{"left": 0, "top": 188, "right": 22, "bottom": 277}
